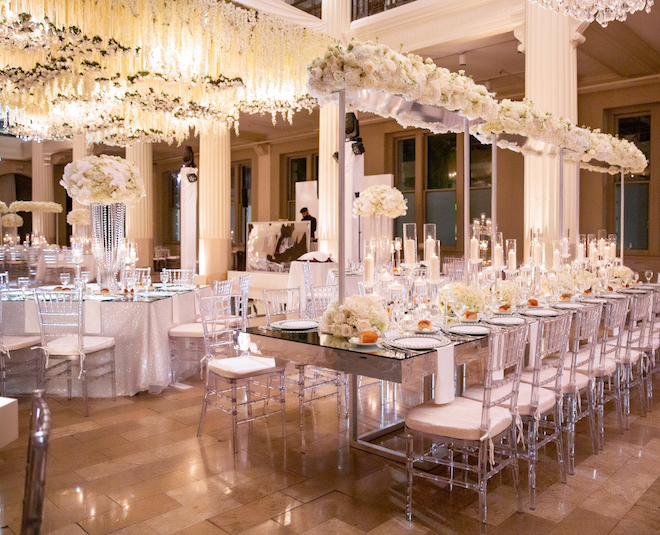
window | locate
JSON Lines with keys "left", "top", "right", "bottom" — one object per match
{"left": 285, "top": 151, "right": 318, "bottom": 220}
{"left": 469, "top": 135, "right": 492, "bottom": 222}
{"left": 230, "top": 161, "right": 252, "bottom": 245}
{"left": 425, "top": 134, "right": 457, "bottom": 246}
{"left": 395, "top": 138, "right": 416, "bottom": 238}
{"left": 615, "top": 114, "right": 650, "bottom": 251}
{"left": 165, "top": 170, "right": 180, "bottom": 242}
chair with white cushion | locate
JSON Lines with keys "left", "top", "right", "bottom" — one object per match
{"left": 405, "top": 322, "right": 528, "bottom": 525}
{"left": 34, "top": 289, "right": 116, "bottom": 416}
{"left": 465, "top": 312, "right": 572, "bottom": 510}
{"left": 196, "top": 293, "right": 285, "bottom": 452}
{"left": 263, "top": 287, "right": 343, "bottom": 430}
{"left": 0, "top": 288, "right": 41, "bottom": 396}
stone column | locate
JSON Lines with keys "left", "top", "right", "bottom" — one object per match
{"left": 255, "top": 143, "right": 272, "bottom": 222}
{"left": 125, "top": 142, "right": 154, "bottom": 268}
{"left": 317, "top": 0, "right": 351, "bottom": 258}
{"left": 31, "top": 142, "right": 55, "bottom": 242}
{"left": 198, "top": 130, "right": 232, "bottom": 283}
{"left": 517, "top": 4, "right": 586, "bottom": 259}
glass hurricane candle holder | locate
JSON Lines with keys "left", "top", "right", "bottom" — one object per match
{"left": 423, "top": 223, "right": 436, "bottom": 263}
{"left": 506, "top": 239, "right": 517, "bottom": 271}
{"left": 403, "top": 223, "right": 417, "bottom": 266}
{"left": 492, "top": 232, "right": 504, "bottom": 269}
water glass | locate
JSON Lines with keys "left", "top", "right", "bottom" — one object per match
{"left": 81, "top": 271, "right": 91, "bottom": 284}
{"left": 18, "top": 276, "right": 29, "bottom": 296}
{"left": 160, "top": 269, "right": 170, "bottom": 285}
{"left": 60, "top": 272, "right": 71, "bottom": 287}
{"left": 645, "top": 270, "right": 654, "bottom": 283}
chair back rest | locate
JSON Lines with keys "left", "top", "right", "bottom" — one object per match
{"left": 310, "top": 284, "right": 338, "bottom": 319}
{"left": 263, "top": 288, "right": 302, "bottom": 324}
{"left": 238, "top": 274, "right": 251, "bottom": 296}
{"left": 568, "top": 303, "right": 602, "bottom": 377}
{"left": 43, "top": 249, "right": 59, "bottom": 265}
{"left": 213, "top": 279, "right": 233, "bottom": 296}
{"left": 0, "top": 271, "right": 8, "bottom": 289}
{"left": 647, "top": 289, "right": 660, "bottom": 346}
{"left": 625, "top": 292, "right": 652, "bottom": 353}
{"left": 154, "top": 246, "right": 170, "bottom": 259}
{"left": 34, "top": 289, "right": 84, "bottom": 347}
{"left": 26, "top": 248, "right": 39, "bottom": 264}
{"left": 481, "top": 323, "right": 528, "bottom": 427}
{"left": 529, "top": 312, "right": 572, "bottom": 403}
{"left": 20, "top": 390, "right": 51, "bottom": 535}
{"left": 133, "top": 267, "right": 151, "bottom": 286}
{"left": 167, "top": 269, "right": 194, "bottom": 286}
{"left": 198, "top": 293, "right": 246, "bottom": 359}
{"left": 597, "top": 296, "right": 629, "bottom": 366}
{"left": 0, "top": 248, "right": 4, "bottom": 261}
{"left": 62, "top": 249, "right": 75, "bottom": 263}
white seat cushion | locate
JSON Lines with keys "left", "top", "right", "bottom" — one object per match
{"left": 46, "top": 335, "right": 115, "bottom": 356}
{"left": 520, "top": 368, "right": 589, "bottom": 394}
{"left": 405, "top": 397, "right": 512, "bottom": 440}
{"left": 579, "top": 358, "right": 617, "bottom": 378}
{"left": 207, "top": 355, "right": 283, "bottom": 380}
{"left": 3, "top": 335, "right": 41, "bottom": 351}
{"left": 463, "top": 382, "right": 556, "bottom": 417}
{"left": 619, "top": 350, "right": 643, "bottom": 365}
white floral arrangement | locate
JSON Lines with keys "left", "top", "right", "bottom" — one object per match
{"left": 0, "top": 201, "right": 7, "bottom": 214}
{"left": 574, "top": 270, "right": 599, "bottom": 292}
{"left": 448, "top": 282, "right": 485, "bottom": 313}
{"left": 611, "top": 265, "right": 634, "bottom": 285}
{"left": 353, "top": 185, "right": 407, "bottom": 218}
{"left": 2, "top": 213, "right": 23, "bottom": 227}
{"left": 578, "top": 130, "right": 648, "bottom": 175}
{"left": 497, "top": 280, "right": 521, "bottom": 306}
{"left": 60, "top": 155, "right": 145, "bottom": 206}
{"left": 308, "top": 41, "right": 498, "bottom": 125}
{"left": 9, "top": 200, "right": 62, "bottom": 213}
{"left": 66, "top": 208, "right": 91, "bottom": 226}
{"left": 320, "top": 294, "right": 388, "bottom": 338}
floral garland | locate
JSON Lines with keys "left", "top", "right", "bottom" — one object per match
{"left": 60, "top": 155, "right": 145, "bottom": 206}
{"left": 320, "top": 294, "right": 388, "bottom": 338}
{"left": 9, "top": 200, "right": 62, "bottom": 213}
{"left": 307, "top": 40, "right": 498, "bottom": 125}
{"left": 1, "top": 213, "right": 22, "bottom": 227}
{"left": 576, "top": 130, "right": 647, "bottom": 175}
{"left": 353, "top": 185, "right": 407, "bottom": 218}
{"left": 66, "top": 208, "right": 90, "bottom": 226}
{"left": 0, "top": 1, "right": 334, "bottom": 144}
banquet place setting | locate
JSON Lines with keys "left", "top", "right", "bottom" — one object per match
{"left": 1, "top": 0, "right": 660, "bottom": 534}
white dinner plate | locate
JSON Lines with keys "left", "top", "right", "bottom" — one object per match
{"left": 581, "top": 297, "right": 608, "bottom": 304}
{"left": 444, "top": 324, "right": 490, "bottom": 336}
{"left": 603, "top": 293, "right": 628, "bottom": 299}
{"left": 553, "top": 303, "right": 585, "bottom": 310}
{"left": 270, "top": 320, "right": 319, "bottom": 331}
{"left": 387, "top": 335, "right": 451, "bottom": 350}
{"left": 494, "top": 309, "right": 515, "bottom": 315}
{"left": 617, "top": 289, "right": 648, "bottom": 294}
{"left": 349, "top": 338, "right": 379, "bottom": 347}
{"left": 414, "top": 329, "right": 439, "bottom": 335}
{"left": 484, "top": 316, "right": 526, "bottom": 326}
{"left": 521, "top": 308, "right": 560, "bottom": 317}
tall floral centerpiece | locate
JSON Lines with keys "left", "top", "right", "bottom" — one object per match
{"left": 60, "top": 155, "right": 145, "bottom": 293}
{"left": 353, "top": 185, "right": 407, "bottom": 272}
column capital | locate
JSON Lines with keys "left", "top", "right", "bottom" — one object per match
{"left": 514, "top": 24, "right": 525, "bottom": 53}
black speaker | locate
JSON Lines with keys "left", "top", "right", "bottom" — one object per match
{"left": 345, "top": 112, "right": 359, "bottom": 141}
{"left": 241, "top": 188, "right": 249, "bottom": 208}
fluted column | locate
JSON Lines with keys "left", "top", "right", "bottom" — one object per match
{"left": 125, "top": 142, "right": 154, "bottom": 268}
{"left": 71, "top": 134, "right": 92, "bottom": 211}
{"left": 518, "top": 4, "right": 585, "bottom": 259}
{"left": 199, "top": 131, "right": 232, "bottom": 282}
{"left": 318, "top": 0, "right": 351, "bottom": 258}
{"left": 31, "top": 142, "right": 55, "bottom": 242}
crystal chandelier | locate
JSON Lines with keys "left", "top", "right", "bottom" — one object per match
{"left": 529, "top": 0, "right": 653, "bottom": 26}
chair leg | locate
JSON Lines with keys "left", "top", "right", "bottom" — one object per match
{"left": 111, "top": 351, "right": 116, "bottom": 401}
{"left": 246, "top": 379, "right": 253, "bottom": 419}
{"left": 595, "top": 378, "right": 605, "bottom": 450}
{"left": 527, "top": 418, "right": 538, "bottom": 510}
{"left": 554, "top": 403, "right": 567, "bottom": 484}
{"left": 405, "top": 432, "right": 414, "bottom": 522}
{"left": 298, "top": 366, "right": 305, "bottom": 431}
{"left": 231, "top": 381, "right": 238, "bottom": 454}
{"left": 197, "top": 374, "right": 212, "bottom": 437}
{"left": 622, "top": 364, "right": 632, "bottom": 429}
{"left": 478, "top": 439, "right": 488, "bottom": 524}
{"left": 66, "top": 361, "right": 72, "bottom": 400}
{"left": 510, "top": 427, "right": 523, "bottom": 514}
{"left": 0, "top": 354, "right": 6, "bottom": 397}
{"left": 613, "top": 370, "right": 625, "bottom": 434}
{"left": 586, "top": 384, "right": 598, "bottom": 455}
{"left": 336, "top": 372, "right": 341, "bottom": 417}
{"left": 566, "top": 392, "right": 576, "bottom": 476}
{"left": 81, "top": 366, "right": 89, "bottom": 417}
{"left": 636, "top": 360, "right": 647, "bottom": 417}
{"left": 279, "top": 373, "right": 286, "bottom": 441}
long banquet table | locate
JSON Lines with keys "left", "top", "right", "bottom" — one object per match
{"left": 2, "top": 285, "right": 209, "bottom": 396}
{"left": 245, "top": 326, "right": 488, "bottom": 461}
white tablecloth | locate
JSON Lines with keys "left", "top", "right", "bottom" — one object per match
{"left": 3, "top": 288, "right": 210, "bottom": 397}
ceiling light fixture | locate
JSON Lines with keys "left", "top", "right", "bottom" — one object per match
{"left": 458, "top": 53, "right": 467, "bottom": 66}
{"left": 528, "top": 0, "right": 653, "bottom": 27}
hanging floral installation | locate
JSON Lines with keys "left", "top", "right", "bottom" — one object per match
{"left": 0, "top": 0, "right": 334, "bottom": 145}
{"left": 8, "top": 200, "right": 62, "bottom": 212}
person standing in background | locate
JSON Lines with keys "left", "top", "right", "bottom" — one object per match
{"left": 300, "top": 207, "right": 317, "bottom": 240}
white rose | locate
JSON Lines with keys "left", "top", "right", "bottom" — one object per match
{"left": 333, "top": 312, "right": 346, "bottom": 325}
{"left": 340, "top": 324, "right": 353, "bottom": 338}
{"left": 356, "top": 319, "right": 371, "bottom": 332}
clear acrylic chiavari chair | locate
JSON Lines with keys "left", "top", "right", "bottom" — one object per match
{"left": 166, "top": 268, "right": 194, "bottom": 287}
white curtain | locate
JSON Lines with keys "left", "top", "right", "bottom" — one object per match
{"left": 232, "top": 0, "right": 329, "bottom": 33}
{"left": 180, "top": 171, "right": 198, "bottom": 272}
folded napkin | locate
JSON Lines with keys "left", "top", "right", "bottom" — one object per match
{"left": 84, "top": 301, "right": 101, "bottom": 335}
{"left": 24, "top": 300, "right": 39, "bottom": 334}
{"left": 435, "top": 344, "right": 455, "bottom": 404}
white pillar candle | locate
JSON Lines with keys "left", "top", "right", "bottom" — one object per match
{"left": 609, "top": 244, "right": 617, "bottom": 260}
{"left": 424, "top": 237, "right": 435, "bottom": 263}
{"left": 603, "top": 244, "right": 610, "bottom": 260}
{"left": 470, "top": 236, "right": 479, "bottom": 261}
{"left": 590, "top": 247, "right": 599, "bottom": 266}
{"left": 404, "top": 238, "right": 416, "bottom": 265}
{"left": 598, "top": 238, "right": 605, "bottom": 256}
{"left": 380, "top": 272, "right": 393, "bottom": 282}
{"left": 430, "top": 254, "right": 440, "bottom": 281}
{"left": 562, "top": 237, "right": 569, "bottom": 257}
{"left": 552, "top": 249, "right": 560, "bottom": 271}
{"left": 533, "top": 242, "right": 543, "bottom": 265}
{"left": 493, "top": 244, "right": 504, "bottom": 269}
{"left": 508, "top": 250, "right": 516, "bottom": 271}
{"left": 364, "top": 255, "right": 374, "bottom": 284}
{"left": 577, "top": 242, "right": 585, "bottom": 262}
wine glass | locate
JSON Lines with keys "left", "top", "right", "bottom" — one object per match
{"left": 160, "top": 269, "right": 170, "bottom": 286}
{"left": 59, "top": 272, "right": 71, "bottom": 287}
{"left": 18, "top": 276, "right": 29, "bottom": 297}
{"left": 633, "top": 272, "right": 640, "bottom": 283}
{"left": 645, "top": 270, "right": 654, "bottom": 284}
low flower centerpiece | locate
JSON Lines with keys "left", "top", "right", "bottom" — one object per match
{"left": 60, "top": 155, "right": 145, "bottom": 293}
{"left": 2, "top": 212, "right": 23, "bottom": 242}
{"left": 67, "top": 208, "right": 91, "bottom": 239}
{"left": 353, "top": 184, "right": 407, "bottom": 272}
{"left": 320, "top": 294, "right": 388, "bottom": 339}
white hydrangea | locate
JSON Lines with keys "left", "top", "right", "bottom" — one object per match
{"left": 9, "top": 201, "right": 62, "bottom": 213}
{"left": 497, "top": 280, "right": 521, "bottom": 306}
{"left": 2, "top": 213, "right": 23, "bottom": 227}
{"left": 448, "top": 282, "right": 485, "bottom": 313}
{"left": 353, "top": 185, "right": 407, "bottom": 218}
{"left": 66, "top": 208, "right": 91, "bottom": 226}
{"left": 320, "top": 294, "right": 388, "bottom": 338}
{"left": 60, "top": 155, "right": 145, "bottom": 206}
